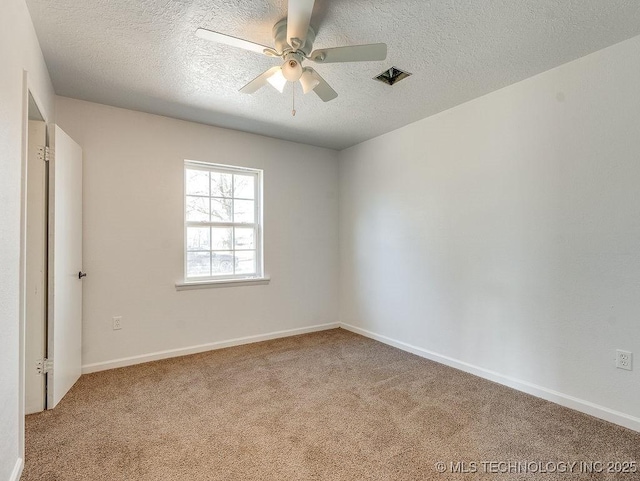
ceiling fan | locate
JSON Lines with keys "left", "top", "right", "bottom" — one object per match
{"left": 196, "top": 0, "right": 387, "bottom": 103}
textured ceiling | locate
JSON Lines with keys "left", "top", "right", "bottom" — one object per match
{"left": 26, "top": 0, "right": 640, "bottom": 150}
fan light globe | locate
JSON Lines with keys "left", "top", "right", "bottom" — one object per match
{"left": 266, "top": 69, "right": 287, "bottom": 93}
{"left": 282, "top": 59, "right": 303, "bottom": 82}
{"left": 300, "top": 68, "right": 320, "bottom": 94}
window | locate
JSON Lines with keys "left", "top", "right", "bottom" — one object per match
{"left": 184, "top": 161, "right": 263, "bottom": 282}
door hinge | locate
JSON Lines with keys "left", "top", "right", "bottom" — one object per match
{"left": 37, "top": 146, "right": 53, "bottom": 162}
{"left": 36, "top": 358, "right": 53, "bottom": 375}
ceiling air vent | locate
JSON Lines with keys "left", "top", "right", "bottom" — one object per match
{"left": 374, "top": 67, "right": 412, "bottom": 86}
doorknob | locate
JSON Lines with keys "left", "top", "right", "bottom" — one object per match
{"left": 78, "top": 271, "right": 87, "bottom": 279}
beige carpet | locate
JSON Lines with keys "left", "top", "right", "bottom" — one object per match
{"left": 25, "top": 329, "right": 640, "bottom": 480}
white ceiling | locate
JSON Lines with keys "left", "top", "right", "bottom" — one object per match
{"left": 26, "top": 0, "right": 640, "bottom": 150}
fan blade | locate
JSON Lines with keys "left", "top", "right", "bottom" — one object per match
{"left": 239, "top": 66, "right": 283, "bottom": 94}
{"left": 310, "top": 43, "right": 387, "bottom": 63}
{"left": 287, "top": 0, "right": 315, "bottom": 49}
{"left": 306, "top": 68, "right": 337, "bottom": 102}
{"left": 196, "top": 28, "right": 270, "bottom": 55}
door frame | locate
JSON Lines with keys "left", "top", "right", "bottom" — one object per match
{"left": 18, "top": 70, "right": 51, "bottom": 461}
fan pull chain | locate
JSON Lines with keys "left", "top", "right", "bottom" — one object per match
{"left": 292, "top": 84, "right": 296, "bottom": 117}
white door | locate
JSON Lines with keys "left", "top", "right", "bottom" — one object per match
{"left": 25, "top": 120, "right": 47, "bottom": 414}
{"left": 47, "top": 125, "right": 83, "bottom": 409}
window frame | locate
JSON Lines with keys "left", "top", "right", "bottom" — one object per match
{"left": 183, "top": 160, "right": 264, "bottom": 283}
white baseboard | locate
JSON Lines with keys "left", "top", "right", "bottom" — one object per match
{"left": 79, "top": 320, "right": 639, "bottom": 432}
{"left": 81, "top": 323, "right": 339, "bottom": 374}
{"left": 340, "top": 323, "right": 640, "bottom": 433}
{"left": 9, "top": 458, "right": 23, "bottom": 481}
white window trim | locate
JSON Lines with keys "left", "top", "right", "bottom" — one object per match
{"left": 175, "top": 276, "right": 270, "bottom": 290}
{"left": 178, "top": 160, "right": 266, "bottom": 288}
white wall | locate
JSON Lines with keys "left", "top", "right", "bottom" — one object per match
{"left": 339, "top": 35, "right": 640, "bottom": 428}
{"left": 0, "top": 0, "right": 55, "bottom": 478}
{"left": 55, "top": 97, "right": 339, "bottom": 369}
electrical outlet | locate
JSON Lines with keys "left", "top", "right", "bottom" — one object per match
{"left": 616, "top": 350, "right": 632, "bottom": 371}
{"left": 113, "top": 316, "right": 122, "bottom": 330}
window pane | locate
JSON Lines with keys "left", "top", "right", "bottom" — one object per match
{"left": 234, "top": 227, "right": 255, "bottom": 249}
{"left": 211, "top": 198, "right": 232, "bottom": 222}
{"left": 187, "top": 227, "right": 210, "bottom": 251}
{"left": 187, "top": 251, "right": 210, "bottom": 277}
{"left": 186, "top": 169, "right": 209, "bottom": 196}
{"left": 211, "top": 227, "right": 232, "bottom": 250}
{"left": 234, "top": 200, "right": 254, "bottom": 223}
{"left": 235, "top": 251, "right": 256, "bottom": 275}
{"left": 234, "top": 174, "right": 255, "bottom": 199}
{"left": 211, "top": 172, "right": 233, "bottom": 198}
{"left": 186, "top": 196, "right": 209, "bottom": 222}
{"left": 212, "top": 251, "right": 234, "bottom": 275}
{"left": 185, "top": 163, "right": 262, "bottom": 280}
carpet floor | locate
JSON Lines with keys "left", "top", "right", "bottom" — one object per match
{"left": 24, "top": 329, "right": 640, "bottom": 480}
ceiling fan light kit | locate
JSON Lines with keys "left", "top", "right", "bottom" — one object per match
{"left": 195, "top": 0, "right": 387, "bottom": 109}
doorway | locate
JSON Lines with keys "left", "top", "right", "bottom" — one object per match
{"left": 20, "top": 80, "right": 84, "bottom": 477}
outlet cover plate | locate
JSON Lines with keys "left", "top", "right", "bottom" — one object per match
{"left": 616, "top": 350, "right": 633, "bottom": 371}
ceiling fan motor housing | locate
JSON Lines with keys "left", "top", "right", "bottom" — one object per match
{"left": 273, "top": 18, "right": 316, "bottom": 56}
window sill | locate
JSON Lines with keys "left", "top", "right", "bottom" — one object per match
{"left": 175, "top": 276, "right": 270, "bottom": 291}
